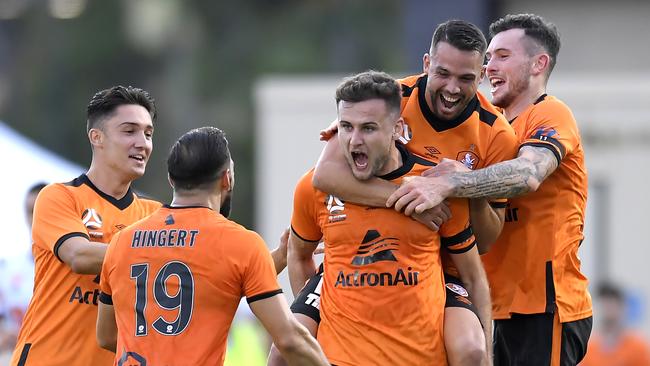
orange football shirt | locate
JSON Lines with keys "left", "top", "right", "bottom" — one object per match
{"left": 11, "top": 174, "right": 160, "bottom": 366}
{"left": 292, "top": 145, "right": 475, "bottom": 366}
{"left": 397, "top": 74, "right": 519, "bottom": 276}
{"left": 100, "top": 205, "right": 282, "bottom": 365}
{"left": 482, "top": 95, "right": 592, "bottom": 322}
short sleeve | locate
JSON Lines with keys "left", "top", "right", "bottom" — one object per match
{"left": 439, "top": 198, "right": 476, "bottom": 253}
{"left": 32, "top": 184, "right": 89, "bottom": 260}
{"left": 290, "top": 170, "right": 322, "bottom": 243}
{"left": 98, "top": 232, "right": 120, "bottom": 305}
{"left": 520, "top": 99, "right": 581, "bottom": 164}
{"left": 242, "top": 231, "right": 282, "bottom": 303}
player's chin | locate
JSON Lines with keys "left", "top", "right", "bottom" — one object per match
{"left": 351, "top": 168, "right": 372, "bottom": 181}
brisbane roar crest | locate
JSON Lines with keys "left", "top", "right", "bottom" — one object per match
{"left": 456, "top": 151, "right": 480, "bottom": 170}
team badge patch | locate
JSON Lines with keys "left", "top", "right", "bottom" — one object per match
{"left": 456, "top": 151, "right": 480, "bottom": 170}
{"left": 446, "top": 283, "right": 469, "bottom": 297}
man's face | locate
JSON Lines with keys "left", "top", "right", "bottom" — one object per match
{"left": 486, "top": 28, "right": 533, "bottom": 108}
{"left": 93, "top": 104, "right": 154, "bottom": 180}
{"left": 423, "top": 41, "right": 484, "bottom": 120}
{"left": 337, "top": 99, "right": 401, "bottom": 180}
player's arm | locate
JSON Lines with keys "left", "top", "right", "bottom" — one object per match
{"left": 449, "top": 246, "right": 492, "bottom": 362}
{"left": 96, "top": 301, "right": 117, "bottom": 353}
{"left": 58, "top": 238, "right": 108, "bottom": 274}
{"left": 287, "top": 230, "right": 319, "bottom": 296}
{"left": 250, "top": 294, "right": 328, "bottom": 366}
{"left": 388, "top": 146, "right": 559, "bottom": 214}
{"left": 470, "top": 199, "right": 505, "bottom": 254}
{"left": 270, "top": 228, "right": 289, "bottom": 274}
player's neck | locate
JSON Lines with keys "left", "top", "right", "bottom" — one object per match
{"left": 502, "top": 81, "right": 547, "bottom": 121}
{"left": 377, "top": 144, "right": 403, "bottom": 176}
{"left": 86, "top": 163, "right": 132, "bottom": 199}
{"left": 171, "top": 192, "right": 222, "bottom": 212}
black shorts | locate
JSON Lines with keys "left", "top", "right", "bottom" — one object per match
{"left": 444, "top": 274, "right": 479, "bottom": 318}
{"left": 290, "top": 264, "right": 324, "bottom": 323}
{"left": 493, "top": 312, "right": 592, "bottom": 366}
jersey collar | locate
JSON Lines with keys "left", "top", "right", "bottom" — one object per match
{"left": 76, "top": 174, "right": 135, "bottom": 210}
{"left": 416, "top": 75, "right": 480, "bottom": 132}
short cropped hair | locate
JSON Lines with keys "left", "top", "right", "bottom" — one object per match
{"left": 86, "top": 86, "right": 156, "bottom": 131}
{"left": 431, "top": 20, "right": 487, "bottom": 55}
{"left": 489, "top": 14, "right": 561, "bottom": 75}
{"left": 335, "top": 70, "right": 401, "bottom": 116}
{"left": 27, "top": 182, "right": 48, "bottom": 195}
{"left": 167, "top": 127, "right": 231, "bottom": 191}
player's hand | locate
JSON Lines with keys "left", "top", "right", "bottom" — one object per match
{"left": 386, "top": 175, "right": 453, "bottom": 216}
{"left": 277, "top": 228, "right": 289, "bottom": 257}
{"left": 411, "top": 202, "right": 451, "bottom": 231}
{"left": 422, "top": 158, "right": 469, "bottom": 177}
{"left": 319, "top": 120, "right": 338, "bottom": 141}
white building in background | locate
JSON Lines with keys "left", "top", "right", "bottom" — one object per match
{"left": 254, "top": 73, "right": 650, "bottom": 337}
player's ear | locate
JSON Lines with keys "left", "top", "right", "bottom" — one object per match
{"left": 221, "top": 169, "right": 233, "bottom": 192}
{"left": 167, "top": 174, "right": 174, "bottom": 189}
{"left": 393, "top": 117, "right": 404, "bottom": 141}
{"left": 88, "top": 128, "right": 103, "bottom": 149}
{"left": 480, "top": 64, "right": 486, "bottom": 82}
{"left": 532, "top": 54, "right": 550, "bottom": 75}
{"left": 422, "top": 52, "right": 431, "bottom": 73}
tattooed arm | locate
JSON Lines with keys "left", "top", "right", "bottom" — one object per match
{"left": 387, "top": 146, "right": 560, "bottom": 215}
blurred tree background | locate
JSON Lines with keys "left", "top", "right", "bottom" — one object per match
{"left": 0, "top": 0, "right": 407, "bottom": 228}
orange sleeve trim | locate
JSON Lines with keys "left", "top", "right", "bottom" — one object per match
{"left": 99, "top": 292, "right": 113, "bottom": 305}
{"left": 53, "top": 232, "right": 89, "bottom": 262}
{"left": 246, "top": 289, "right": 283, "bottom": 304}
{"left": 290, "top": 226, "right": 321, "bottom": 243}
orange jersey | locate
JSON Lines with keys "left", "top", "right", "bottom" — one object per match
{"left": 100, "top": 205, "right": 281, "bottom": 366}
{"left": 482, "top": 95, "right": 592, "bottom": 322}
{"left": 291, "top": 145, "right": 475, "bottom": 366}
{"left": 397, "top": 74, "right": 519, "bottom": 276}
{"left": 11, "top": 174, "right": 160, "bottom": 366}
{"left": 581, "top": 332, "right": 650, "bottom": 366}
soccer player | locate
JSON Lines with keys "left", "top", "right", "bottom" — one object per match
{"left": 387, "top": 14, "right": 593, "bottom": 365}
{"left": 284, "top": 71, "right": 488, "bottom": 365}
{"left": 10, "top": 86, "right": 161, "bottom": 366}
{"left": 96, "top": 127, "right": 329, "bottom": 366}
{"left": 311, "top": 20, "right": 518, "bottom": 365}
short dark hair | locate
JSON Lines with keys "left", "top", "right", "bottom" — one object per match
{"left": 431, "top": 20, "right": 487, "bottom": 55}
{"left": 167, "top": 127, "right": 231, "bottom": 191}
{"left": 335, "top": 70, "right": 401, "bottom": 116}
{"left": 27, "top": 182, "right": 47, "bottom": 195}
{"left": 86, "top": 86, "right": 156, "bottom": 131}
{"left": 489, "top": 14, "right": 561, "bottom": 75}
{"left": 598, "top": 282, "right": 624, "bottom": 302}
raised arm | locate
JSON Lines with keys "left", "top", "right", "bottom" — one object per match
{"left": 250, "top": 294, "right": 329, "bottom": 366}
{"left": 58, "top": 238, "right": 108, "bottom": 274}
{"left": 270, "top": 229, "right": 290, "bottom": 274}
{"left": 388, "top": 146, "right": 559, "bottom": 215}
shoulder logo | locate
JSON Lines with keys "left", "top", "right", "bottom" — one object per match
{"left": 82, "top": 208, "right": 104, "bottom": 238}
{"left": 457, "top": 151, "right": 480, "bottom": 170}
{"left": 325, "top": 195, "right": 346, "bottom": 223}
{"left": 532, "top": 126, "right": 559, "bottom": 141}
{"left": 351, "top": 230, "right": 398, "bottom": 266}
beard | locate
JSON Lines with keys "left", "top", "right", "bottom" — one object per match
{"left": 220, "top": 191, "right": 233, "bottom": 218}
{"left": 492, "top": 66, "right": 530, "bottom": 109}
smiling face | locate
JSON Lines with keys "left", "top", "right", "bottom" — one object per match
{"left": 92, "top": 104, "right": 154, "bottom": 180}
{"left": 486, "top": 28, "right": 535, "bottom": 109}
{"left": 337, "top": 98, "right": 402, "bottom": 181}
{"left": 423, "top": 41, "right": 484, "bottom": 120}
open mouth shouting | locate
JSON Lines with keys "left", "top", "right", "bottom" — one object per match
{"left": 489, "top": 77, "right": 506, "bottom": 95}
{"left": 351, "top": 151, "right": 369, "bottom": 170}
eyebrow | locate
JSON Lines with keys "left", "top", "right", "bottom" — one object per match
{"left": 119, "top": 121, "right": 154, "bottom": 129}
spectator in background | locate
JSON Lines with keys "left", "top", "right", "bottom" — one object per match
{"left": 0, "top": 183, "right": 46, "bottom": 358}
{"left": 581, "top": 282, "right": 650, "bottom": 366}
